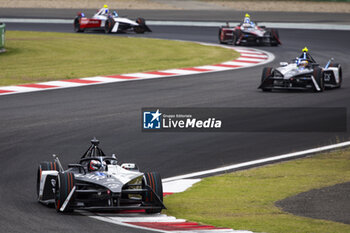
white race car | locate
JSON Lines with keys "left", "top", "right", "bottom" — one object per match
{"left": 74, "top": 7, "right": 151, "bottom": 34}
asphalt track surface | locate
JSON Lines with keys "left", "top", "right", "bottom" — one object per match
{"left": 1, "top": 10, "right": 350, "bottom": 233}
{"left": 1, "top": 8, "right": 350, "bottom": 24}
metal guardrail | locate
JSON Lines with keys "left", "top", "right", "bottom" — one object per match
{"left": 0, "top": 23, "right": 5, "bottom": 51}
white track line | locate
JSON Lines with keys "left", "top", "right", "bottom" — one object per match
{"left": 163, "top": 179, "right": 201, "bottom": 193}
{"left": 163, "top": 140, "right": 350, "bottom": 182}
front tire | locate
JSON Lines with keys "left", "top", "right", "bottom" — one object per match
{"left": 218, "top": 28, "right": 226, "bottom": 44}
{"left": 105, "top": 18, "right": 115, "bottom": 33}
{"left": 232, "top": 30, "right": 241, "bottom": 45}
{"left": 313, "top": 67, "right": 325, "bottom": 92}
{"left": 329, "top": 63, "right": 342, "bottom": 88}
{"left": 55, "top": 172, "right": 75, "bottom": 213}
{"left": 143, "top": 172, "right": 163, "bottom": 214}
{"left": 37, "top": 161, "right": 59, "bottom": 199}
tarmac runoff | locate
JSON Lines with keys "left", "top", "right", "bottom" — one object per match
{"left": 1, "top": 18, "right": 350, "bottom": 30}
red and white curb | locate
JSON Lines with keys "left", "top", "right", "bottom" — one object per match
{"left": 0, "top": 45, "right": 273, "bottom": 96}
{"left": 86, "top": 178, "right": 252, "bottom": 233}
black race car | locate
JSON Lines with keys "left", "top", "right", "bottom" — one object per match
{"left": 37, "top": 138, "right": 165, "bottom": 213}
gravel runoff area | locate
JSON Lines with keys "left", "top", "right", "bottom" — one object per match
{"left": 0, "top": 0, "right": 349, "bottom": 12}
{"left": 276, "top": 182, "right": 350, "bottom": 225}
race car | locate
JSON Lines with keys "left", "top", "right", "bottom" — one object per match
{"left": 74, "top": 5, "right": 151, "bottom": 34}
{"left": 37, "top": 138, "right": 165, "bottom": 213}
{"left": 258, "top": 47, "right": 342, "bottom": 92}
{"left": 218, "top": 13, "right": 281, "bottom": 46}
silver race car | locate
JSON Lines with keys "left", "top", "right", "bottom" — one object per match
{"left": 37, "top": 138, "right": 164, "bottom": 213}
{"left": 259, "top": 47, "right": 342, "bottom": 92}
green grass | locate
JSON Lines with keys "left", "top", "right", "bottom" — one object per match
{"left": 0, "top": 31, "right": 239, "bottom": 86}
{"left": 164, "top": 149, "right": 350, "bottom": 233}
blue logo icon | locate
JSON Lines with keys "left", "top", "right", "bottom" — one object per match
{"left": 143, "top": 109, "right": 162, "bottom": 129}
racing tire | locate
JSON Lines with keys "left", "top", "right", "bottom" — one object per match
{"left": 105, "top": 18, "right": 115, "bottom": 33}
{"left": 218, "top": 28, "right": 226, "bottom": 44}
{"left": 74, "top": 16, "right": 84, "bottom": 33}
{"left": 37, "top": 161, "right": 59, "bottom": 199}
{"left": 143, "top": 172, "right": 163, "bottom": 214}
{"left": 261, "top": 67, "right": 273, "bottom": 92}
{"left": 134, "top": 17, "right": 147, "bottom": 34}
{"left": 270, "top": 29, "right": 280, "bottom": 46}
{"left": 313, "top": 67, "right": 325, "bottom": 92}
{"left": 232, "top": 30, "right": 241, "bottom": 45}
{"left": 329, "top": 63, "right": 342, "bottom": 88}
{"left": 55, "top": 172, "right": 75, "bottom": 213}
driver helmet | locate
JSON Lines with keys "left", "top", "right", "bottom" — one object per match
{"left": 103, "top": 4, "right": 109, "bottom": 14}
{"left": 301, "top": 47, "right": 308, "bottom": 59}
{"left": 89, "top": 160, "right": 102, "bottom": 171}
{"left": 244, "top": 13, "right": 251, "bottom": 24}
{"left": 113, "top": 10, "right": 118, "bottom": 17}
{"left": 298, "top": 60, "right": 309, "bottom": 68}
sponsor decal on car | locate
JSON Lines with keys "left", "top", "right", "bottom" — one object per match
{"left": 80, "top": 18, "right": 101, "bottom": 26}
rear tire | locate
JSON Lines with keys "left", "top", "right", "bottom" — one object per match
{"left": 143, "top": 172, "right": 163, "bottom": 214}
{"left": 261, "top": 67, "right": 273, "bottom": 92}
{"left": 134, "top": 17, "right": 146, "bottom": 34}
{"left": 74, "top": 16, "right": 84, "bottom": 33}
{"left": 313, "top": 67, "right": 325, "bottom": 92}
{"left": 55, "top": 172, "right": 75, "bottom": 213}
{"left": 270, "top": 29, "right": 279, "bottom": 46}
{"left": 37, "top": 161, "right": 59, "bottom": 199}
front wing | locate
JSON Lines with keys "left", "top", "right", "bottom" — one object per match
{"left": 259, "top": 75, "right": 319, "bottom": 91}
{"left": 38, "top": 173, "right": 165, "bottom": 212}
